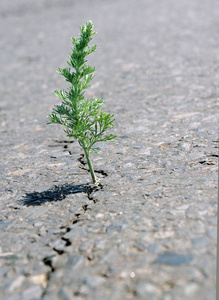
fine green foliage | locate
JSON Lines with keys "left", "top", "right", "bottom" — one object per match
{"left": 47, "top": 21, "right": 116, "bottom": 185}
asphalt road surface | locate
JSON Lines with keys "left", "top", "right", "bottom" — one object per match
{"left": 0, "top": 0, "right": 218, "bottom": 299}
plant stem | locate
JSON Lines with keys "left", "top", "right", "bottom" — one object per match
{"left": 82, "top": 145, "right": 98, "bottom": 185}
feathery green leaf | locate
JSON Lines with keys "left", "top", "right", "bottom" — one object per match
{"left": 47, "top": 21, "right": 116, "bottom": 184}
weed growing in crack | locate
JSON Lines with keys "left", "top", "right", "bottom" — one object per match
{"left": 47, "top": 21, "right": 116, "bottom": 185}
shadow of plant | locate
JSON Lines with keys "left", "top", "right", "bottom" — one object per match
{"left": 21, "top": 183, "right": 99, "bottom": 206}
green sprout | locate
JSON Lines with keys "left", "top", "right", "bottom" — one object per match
{"left": 47, "top": 21, "right": 116, "bottom": 185}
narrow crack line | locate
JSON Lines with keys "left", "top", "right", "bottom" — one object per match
{"left": 55, "top": 139, "right": 74, "bottom": 144}
{"left": 61, "top": 237, "right": 72, "bottom": 246}
{"left": 53, "top": 248, "right": 65, "bottom": 255}
{"left": 43, "top": 256, "right": 55, "bottom": 273}
{"left": 82, "top": 204, "right": 89, "bottom": 211}
{"left": 79, "top": 165, "right": 89, "bottom": 172}
{"left": 199, "top": 160, "right": 215, "bottom": 165}
{"left": 40, "top": 182, "right": 103, "bottom": 297}
{"left": 86, "top": 182, "right": 103, "bottom": 202}
{"left": 78, "top": 153, "right": 86, "bottom": 166}
{"left": 78, "top": 153, "right": 89, "bottom": 172}
{"left": 94, "top": 169, "right": 108, "bottom": 177}
{"left": 48, "top": 139, "right": 74, "bottom": 147}
{"left": 207, "top": 154, "right": 218, "bottom": 157}
{"left": 77, "top": 154, "right": 109, "bottom": 178}
{"left": 40, "top": 152, "right": 104, "bottom": 297}
{"left": 41, "top": 256, "right": 56, "bottom": 297}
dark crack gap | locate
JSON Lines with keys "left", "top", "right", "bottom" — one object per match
{"left": 36, "top": 153, "right": 104, "bottom": 297}
{"left": 61, "top": 237, "right": 72, "bottom": 246}
{"left": 39, "top": 182, "right": 103, "bottom": 296}
{"left": 41, "top": 255, "right": 56, "bottom": 297}
{"left": 78, "top": 153, "right": 86, "bottom": 166}
{"left": 78, "top": 154, "right": 109, "bottom": 178}
{"left": 94, "top": 169, "right": 108, "bottom": 177}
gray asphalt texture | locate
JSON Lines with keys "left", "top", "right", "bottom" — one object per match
{"left": 0, "top": 0, "right": 218, "bottom": 299}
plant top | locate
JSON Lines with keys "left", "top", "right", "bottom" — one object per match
{"left": 47, "top": 21, "right": 116, "bottom": 184}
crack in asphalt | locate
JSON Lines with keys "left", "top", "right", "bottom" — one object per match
{"left": 40, "top": 180, "right": 103, "bottom": 297}
{"left": 19, "top": 142, "right": 107, "bottom": 297}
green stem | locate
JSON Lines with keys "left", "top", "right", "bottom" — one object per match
{"left": 82, "top": 145, "right": 98, "bottom": 185}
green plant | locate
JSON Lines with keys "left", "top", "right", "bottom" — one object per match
{"left": 47, "top": 21, "right": 116, "bottom": 185}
